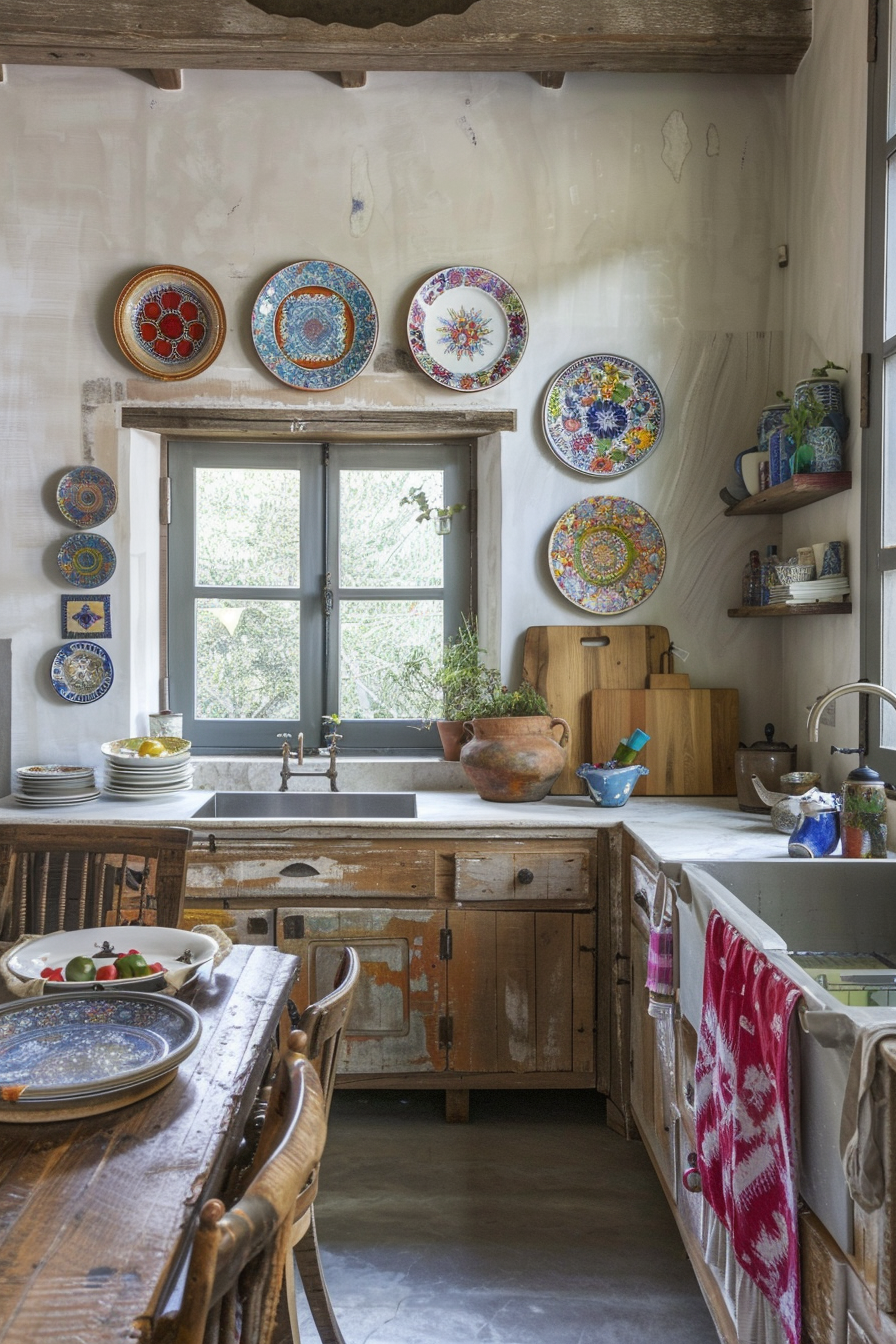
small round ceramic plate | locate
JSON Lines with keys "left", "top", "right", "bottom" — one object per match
{"left": 251, "top": 260, "right": 378, "bottom": 390}
{"left": 57, "top": 467, "right": 118, "bottom": 527}
{"left": 543, "top": 355, "right": 664, "bottom": 476}
{"left": 549, "top": 496, "right": 666, "bottom": 615}
{"left": 407, "top": 266, "right": 528, "bottom": 391}
{"left": 51, "top": 641, "right": 114, "bottom": 704}
{"left": 57, "top": 533, "right": 116, "bottom": 589}
{"left": 114, "top": 266, "right": 226, "bottom": 381}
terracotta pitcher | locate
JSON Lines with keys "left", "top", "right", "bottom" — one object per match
{"left": 459, "top": 715, "right": 571, "bottom": 803}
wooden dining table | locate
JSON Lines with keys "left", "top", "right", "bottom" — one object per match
{"left": 0, "top": 943, "right": 299, "bottom": 1344}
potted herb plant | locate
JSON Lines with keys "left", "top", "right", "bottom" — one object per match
{"left": 392, "top": 617, "right": 501, "bottom": 759}
{"left": 459, "top": 682, "right": 571, "bottom": 803}
{"left": 779, "top": 389, "right": 839, "bottom": 474}
{"left": 400, "top": 486, "right": 467, "bottom": 534}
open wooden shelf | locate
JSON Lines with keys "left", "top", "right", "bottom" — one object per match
{"left": 724, "top": 472, "right": 851, "bottom": 516}
{"left": 728, "top": 603, "right": 853, "bottom": 618}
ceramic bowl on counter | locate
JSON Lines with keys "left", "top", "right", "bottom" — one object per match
{"left": 576, "top": 763, "right": 649, "bottom": 807}
{"left": 101, "top": 737, "right": 191, "bottom": 764}
{"left": 6, "top": 925, "right": 218, "bottom": 993}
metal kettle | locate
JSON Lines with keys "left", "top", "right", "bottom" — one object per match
{"left": 734, "top": 723, "right": 797, "bottom": 813}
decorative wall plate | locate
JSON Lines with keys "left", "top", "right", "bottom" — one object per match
{"left": 61, "top": 594, "right": 111, "bottom": 639}
{"left": 543, "top": 354, "right": 664, "bottom": 476}
{"left": 251, "top": 260, "right": 378, "bottom": 390}
{"left": 407, "top": 266, "right": 527, "bottom": 391}
{"left": 114, "top": 266, "right": 226, "bottom": 381}
{"left": 51, "top": 641, "right": 114, "bottom": 704}
{"left": 549, "top": 496, "right": 666, "bottom": 614}
{"left": 57, "top": 467, "right": 118, "bottom": 527}
{"left": 57, "top": 533, "right": 116, "bottom": 589}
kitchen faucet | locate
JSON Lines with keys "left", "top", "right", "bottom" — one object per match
{"left": 806, "top": 681, "right": 896, "bottom": 753}
{"left": 277, "top": 721, "right": 341, "bottom": 793}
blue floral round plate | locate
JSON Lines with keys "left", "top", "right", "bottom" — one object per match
{"left": 549, "top": 496, "right": 665, "bottom": 615}
{"left": 57, "top": 467, "right": 117, "bottom": 527}
{"left": 57, "top": 533, "right": 116, "bottom": 588}
{"left": 251, "top": 260, "right": 378, "bottom": 390}
{"left": 407, "top": 266, "right": 528, "bottom": 391}
{"left": 543, "top": 355, "right": 664, "bottom": 475}
{"left": 51, "top": 641, "right": 114, "bottom": 704}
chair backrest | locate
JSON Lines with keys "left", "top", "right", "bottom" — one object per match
{"left": 169, "top": 1032, "right": 327, "bottom": 1344}
{"left": 297, "top": 945, "right": 360, "bottom": 1117}
{"left": 0, "top": 824, "right": 193, "bottom": 937}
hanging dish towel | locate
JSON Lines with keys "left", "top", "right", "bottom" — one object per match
{"left": 632, "top": 857, "right": 676, "bottom": 1016}
{"left": 695, "top": 911, "right": 803, "bottom": 1344}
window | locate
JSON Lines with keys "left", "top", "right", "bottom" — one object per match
{"left": 167, "top": 439, "right": 473, "bottom": 753}
{"left": 866, "top": 0, "right": 896, "bottom": 777}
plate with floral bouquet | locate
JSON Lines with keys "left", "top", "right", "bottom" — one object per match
{"left": 407, "top": 266, "right": 527, "bottom": 391}
{"left": 543, "top": 354, "right": 664, "bottom": 475}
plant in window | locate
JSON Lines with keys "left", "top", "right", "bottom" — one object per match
{"left": 387, "top": 616, "right": 500, "bottom": 757}
{"left": 399, "top": 486, "right": 466, "bottom": 534}
{"left": 459, "top": 680, "right": 571, "bottom": 804}
{"left": 468, "top": 682, "right": 550, "bottom": 718}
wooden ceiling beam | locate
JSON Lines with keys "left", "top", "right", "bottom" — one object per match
{"left": 339, "top": 70, "right": 367, "bottom": 87}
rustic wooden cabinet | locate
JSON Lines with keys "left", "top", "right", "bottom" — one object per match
{"left": 184, "top": 832, "right": 598, "bottom": 1104}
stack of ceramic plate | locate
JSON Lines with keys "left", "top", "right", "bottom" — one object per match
{"left": 14, "top": 764, "right": 100, "bottom": 807}
{"left": 767, "top": 583, "right": 791, "bottom": 606}
{"left": 786, "top": 576, "right": 850, "bottom": 605}
{"left": 101, "top": 737, "right": 193, "bottom": 799}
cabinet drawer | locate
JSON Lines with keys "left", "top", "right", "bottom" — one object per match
{"left": 454, "top": 850, "right": 591, "bottom": 905}
{"left": 186, "top": 845, "right": 435, "bottom": 901}
{"left": 179, "top": 905, "right": 275, "bottom": 945}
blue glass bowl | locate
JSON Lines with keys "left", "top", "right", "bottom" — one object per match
{"left": 576, "top": 764, "right": 649, "bottom": 807}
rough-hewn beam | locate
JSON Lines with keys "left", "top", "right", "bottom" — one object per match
{"left": 121, "top": 405, "right": 517, "bottom": 439}
{"left": 150, "top": 67, "right": 183, "bottom": 89}
{"left": 339, "top": 70, "right": 367, "bottom": 87}
{"left": 0, "top": 1, "right": 814, "bottom": 76}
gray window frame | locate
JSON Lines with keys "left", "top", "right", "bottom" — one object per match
{"left": 864, "top": 0, "right": 896, "bottom": 779}
{"left": 167, "top": 438, "right": 474, "bottom": 754}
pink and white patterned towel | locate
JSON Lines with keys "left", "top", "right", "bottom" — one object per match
{"left": 695, "top": 911, "right": 803, "bottom": 1344}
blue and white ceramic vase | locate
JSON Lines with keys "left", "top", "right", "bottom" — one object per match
{"left": 805, "top": 425, "right": 842, "bottom": 473}
{"left": 788, "top": 798, "right": 841, "bottom": 858}
{"left": 795, "top": 376, "right": 849, "bottom": 441}
{"left": 769, "top": 425, "right": 792, "bottom": 486}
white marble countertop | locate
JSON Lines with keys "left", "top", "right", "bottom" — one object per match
{"left": 0, "top": 789, "right": 811, "bottom": 866}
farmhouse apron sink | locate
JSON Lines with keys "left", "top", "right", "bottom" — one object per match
{"left": 190, "top": 791, "right": 418, "bottom": 819}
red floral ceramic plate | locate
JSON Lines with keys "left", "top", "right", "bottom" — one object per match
{"left": 114, "top": 266, "right": 226, "bottom": 381}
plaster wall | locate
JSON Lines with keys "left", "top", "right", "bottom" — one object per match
{"left": 0, "top": 64, "right": 788, "bottom": 769}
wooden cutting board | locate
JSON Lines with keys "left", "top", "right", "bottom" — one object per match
{"left": 590, "top": 688, "right": 739, "bottom": 796}
{"left": 522, "top": 625, "right": 670, "bottom": 795}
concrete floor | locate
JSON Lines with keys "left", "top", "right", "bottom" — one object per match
{"left": 292, "top": 1089, "right": 721, "bottom": 1344}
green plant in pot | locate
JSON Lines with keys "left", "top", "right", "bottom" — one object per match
{"left": 459, "top": 681, "right": 572, "bottom": 804}
{"left": 778, "top": 389, "right": 827, "bottom": 474}
{"left": 392, "top": 617, "right": 501, "bottom": 759}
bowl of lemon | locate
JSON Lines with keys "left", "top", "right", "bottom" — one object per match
{"left": 101, "top": 736, "right": 191, "bottom": 766}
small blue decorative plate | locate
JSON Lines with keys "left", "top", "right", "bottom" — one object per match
{"left": 57, "top": 533, "right": 116, "bottom": 589}
{"left": 251, "top": 260, "right": 378, "bottom": 390}
{"left": 56, "top": 467, "right": 118, "bottom": 527}
{"left": 51, "top": 641, "right": 114, "bottom": 704}
{"left": 543, "top": 354, "right": 665, "bottom": 476}
{"left": 407, "top": 266, "right": 528, "bottom": 391}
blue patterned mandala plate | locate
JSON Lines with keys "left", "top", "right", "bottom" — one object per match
{"left": 543, "top": 354, "right": 665, "bottom": 476}
{"left": 57, "top": 532, "right": 116, "bottom": 589}
{"left": 549, "top": 496, "right": 666, "bottom": 615}
{"left": 57, "top": 467, "right": 118, "bottom": 527}
{"left": 51, "top": 640, "right": 114, "bottom": 704}
{"left": 407, "top": 266, "right": 528, "bottom": 391}
{"left": 251, "top": 260, "right": 378, "bottom": 390}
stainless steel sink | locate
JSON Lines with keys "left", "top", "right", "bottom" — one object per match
{"left": 190, "top": 791, "right": 417, "bottom": 819}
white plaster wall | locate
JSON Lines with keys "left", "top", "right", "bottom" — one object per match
{"left": 781, "top": 0, "right": 868, "bottom": 785}
{"left": 0, "top": 64, "right": 789, "bottom": 769}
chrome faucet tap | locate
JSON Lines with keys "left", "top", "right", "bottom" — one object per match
{"left": 806, "top": 682, "right": 896, "bottom": 742}
{"left": 277, "top": 720, "right": 341, "bottom": 793}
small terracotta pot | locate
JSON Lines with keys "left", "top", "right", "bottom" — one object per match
{"left": 436, "top": 720, "right": 471, "bottom": 762}
{"left": 459, "top": 715, "right": 571, "bottom": 803}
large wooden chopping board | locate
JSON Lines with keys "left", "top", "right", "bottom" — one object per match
{"left": 522, "top": 625, "right": 670, "bottom": 795}
{"left": 590, "top": 688, "right": 739, "bottom": 796}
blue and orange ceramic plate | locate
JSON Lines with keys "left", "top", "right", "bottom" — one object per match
{"left": 549, "top": 496, "right": 665, "bottom": 615}
{"left": 543, "top": 354, "right": 664, "bottom": 476}
{"left": 57, "top": 533, "right": 116, "bottom": 589}
{"left": 114, "top": 266, "right": 226, "bottom": 381}
{"left": 57, "top": 467, "right": 117, "bottom": 527}
{"left": 407, "top": 266, "right": 528, "bottom": 392}
{"left": 251, "top": 260, "right": 378, "bottom": 390}
{"left": 50, "top": 641, "right": 114, "bottom": 704}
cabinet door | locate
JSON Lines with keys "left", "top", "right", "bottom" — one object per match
{"left": 278, "top": 907, "right": 446, "bottom": 1075}
{"left": 446, "top": 909, "right": 595, "bottom": 1076}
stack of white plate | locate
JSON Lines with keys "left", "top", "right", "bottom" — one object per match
{"left": 101, "top": 737, "right": 193, "bottom": 799}
{"left": 14, "top": 764, "right": 100, "bottom": 807}
{"left": 786, "top": 576, "right": 850, "bottom": 605}
{"left": 767, "top": 584, "right": 790, "bottom": 606}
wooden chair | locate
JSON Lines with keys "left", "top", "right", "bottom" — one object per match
{"left": 285, "top": 946, "right": 360, "bottom": 1344}
{"left": 161, "top": 1031, "right": 328, "bottom": 1344}
{"left": 0, "top": 823, "right": 193, "bottom": 938}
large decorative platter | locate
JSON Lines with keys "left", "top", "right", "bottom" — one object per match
{"left": 57, "top": 467, "right": 118, "bottom": 527}
{"left": 0, "top": 992, "right": 201, "bottom": 1102}
{"left": 114, "top": 266, "right": 226, "bottom": 381}
{"left": 8, "top": 926, "right": 218, "bottom": 995}
{"left": 543, "top": 355, "right": 664, "bottom": 476}
{"left": 57, "top": 533, "right": 116, "bottom": 589}
{"left": 51, "top": 641, "right": 114, "bottom": 704}
{"left": 549, "top": 496, "right": 666, "bottom": 615}
{"left": 407, "top": 266, "right": 528, "bottom": 392}
{"left": 251, "top": 260, "right": 378, "bottom": 390}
